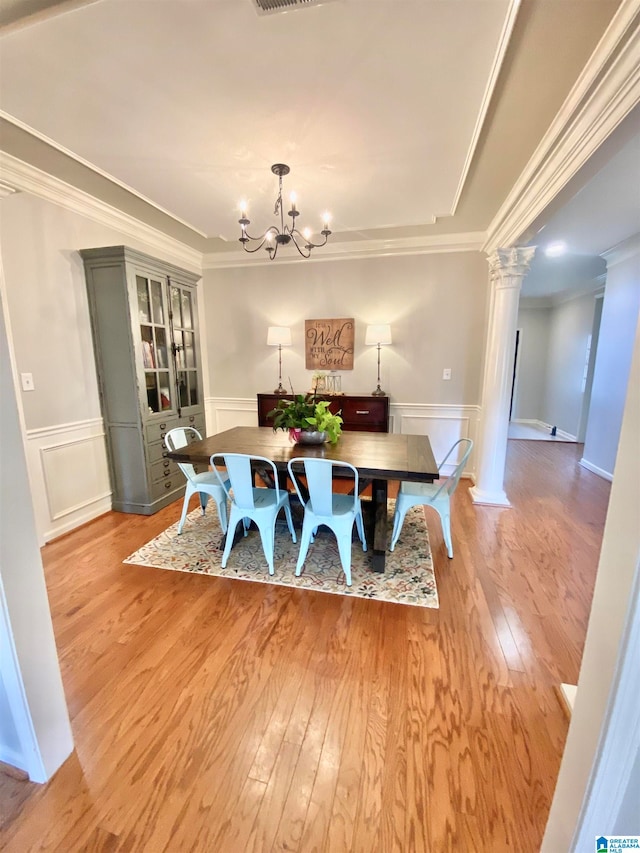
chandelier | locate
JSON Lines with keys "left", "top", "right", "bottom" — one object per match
{"left": 238, "top": 164, "right": 332, "bottom": 260}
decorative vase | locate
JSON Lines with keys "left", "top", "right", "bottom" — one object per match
{"left": 289, "top": 428, "right": 327, "bottom": 445}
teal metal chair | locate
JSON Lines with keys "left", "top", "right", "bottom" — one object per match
{"left": 287, "top": 457, "right": 367, "bottom": 587}
{"left": 390, "top": 438, "right": 473, "bottom": 558}
{"left": 211, "top": 453, "right": 296, "bottom": 576}
{"left": 164, "top": 427, "right": 229, "bottom": 534}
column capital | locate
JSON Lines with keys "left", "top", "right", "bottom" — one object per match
{"left": 487, "top": 246, "right": 536, "bottom": 281}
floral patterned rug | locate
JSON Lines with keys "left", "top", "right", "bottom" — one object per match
{"left": 124, "top": 502, "right": 438, "bottom": 608}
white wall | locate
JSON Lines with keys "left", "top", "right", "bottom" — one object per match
{"left": 543, "top": 291, "right": 599, "bottom": 436}
{"left": 0, "top": 192, "right": 201, "bottom": 542}
{"left": 0, "top": 283, "right": 73, "bottom": 781}
{"left": 515, "top": 292, "right": 599, "bottom": 437}
{"left": 542, "top": 312, "right": 640, "bottom": 850}
{"left": 512, "top": 306, "right": 550, "bottom": 420}
{"left": 203, "top": 252, "right": 488, "bottom": 404}
{"left": 583, "top": 236, "right": 640, "bottom": 479}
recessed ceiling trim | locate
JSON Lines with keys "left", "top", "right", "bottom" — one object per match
{"left": 484, "top": 0, "right": 640, "bottom": 252}
{"left": 450, "top": 0, "right": 522, "bottom": 217}
{"left": 0, "top": 110, "right": 208, "bottom": 239}
{"left": 0, "top": 151, "right": 202, "bottom": 271}
{"left": 203, "top": 231, "right": 487, "bottom": 269}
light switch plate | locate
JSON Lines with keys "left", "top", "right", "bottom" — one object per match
{"left": 442, "top": 368, "right": 452, "bottom": 380}
{"left": 21, "top": 372, "right": 35, "bottom": 391}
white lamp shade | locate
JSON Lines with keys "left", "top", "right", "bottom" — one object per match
{"left": 365, "top": 324, "right": 392, "bottom": 346}
{"left": 267, "top": 326, "right": 292, "bottom": 347}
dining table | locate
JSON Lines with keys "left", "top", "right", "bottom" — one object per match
{"left": 166, "top": 426, "right": 439, "bottom": 572}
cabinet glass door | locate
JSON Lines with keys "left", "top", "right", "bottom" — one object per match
{"left": 170, "top": 283, "right": 200, "bottom": 410}
{"left": 137, "top": 274, "right": 174, "bottom": 414}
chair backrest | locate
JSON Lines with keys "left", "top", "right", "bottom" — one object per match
{"left": 164, "top": 427, "right": 202, "bottom": 483}
{"left": 433, "top": 438, "right": 473, "bottom": 499}
{"left": 210, "top": 453, "right": 281, "bottom": 510}
{"left": 287, "top": 457, "right": 359, "bottom": 516}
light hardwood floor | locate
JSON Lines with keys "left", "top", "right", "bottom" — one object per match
{"left": 0, "top": 441, "right": 610, "bottom": 852}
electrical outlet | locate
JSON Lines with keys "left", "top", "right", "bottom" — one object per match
{"left": 21, "top": 372, "right": 35, "bottom": 391}
{"left": 442, "top": 368, "right": 452, "bottom": 380}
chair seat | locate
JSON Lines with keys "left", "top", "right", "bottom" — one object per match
{"left": 399, "top": 480, "right": 441, "bottom": 501}
{"left": 250, "top": 487, "right": 288, "bottom": 510}
{"left": 193, "top": 470, "right": 228, "bottom": 488}
{"left": 308, "top": 493, "right": 357, "bottom": 519}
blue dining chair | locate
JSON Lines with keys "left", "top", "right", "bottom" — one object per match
{"left": 164, "top": 427, "right": 229, "bottom": 534}
{"left": 390, "top": 438, "right": 473, "bottom": 557}
{"left": 287, "top": 457, "right": 367, "bottom": 586}
{"left": 211, "top": 452, "right": 296, "bottom": 576}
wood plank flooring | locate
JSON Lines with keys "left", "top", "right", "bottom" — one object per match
{"left": 0, "top": 441, "right": 610, "bottom": 852}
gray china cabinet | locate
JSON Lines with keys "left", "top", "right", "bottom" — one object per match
{"left": 81, "top": 246, "right": 205, "bottom": 514}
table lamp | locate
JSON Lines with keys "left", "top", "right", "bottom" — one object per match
{"left": 365, "top": 324, "right": 392, "bottom": 396}
{"left": 267, "top": 326, "right": 292, "bottom": 394}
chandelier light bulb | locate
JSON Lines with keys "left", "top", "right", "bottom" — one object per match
{"left": 289, "top": 191, "right": 297, "bottom": 208}
{"left": 303, "top": 227, "right": 311, "bottom": 240}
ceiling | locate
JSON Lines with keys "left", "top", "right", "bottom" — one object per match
{"left": 0, "top": 0, "right": 636, "bottom": 285}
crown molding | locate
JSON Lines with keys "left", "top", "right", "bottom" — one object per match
{"left": 484, "top": 0, "right": 640, "bottom": 252}
{"left": 0, "top": 152, "right": 202, "bottom": 271}
{"left": 202, "top": 231, "right": 487, "bottom": 269}
{"left": 601, "top": 231, "right": 640, "bottom": 266}
{"left": 0, "top": 110, "right": 207, "bottom": 237}
{"left": 450, "top": 0, "right": 521, "bottom": 216}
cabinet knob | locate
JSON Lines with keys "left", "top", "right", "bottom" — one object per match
{"left": 163, "top": 460, "right": 170, "bottom": 467}
{"left": 163, "top": 470, "right": 170, "bottom": 477}
{"left": 160, "top": 422, "right": 167, "bottom": 428}
{"left": 164, "top": 481, "right": 172, "bottom": 489}
{"left": 356, "top": 410, "right": 370, "bottom": 415}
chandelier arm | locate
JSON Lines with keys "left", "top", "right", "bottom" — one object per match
{"left": 288, "top": 231, "right": 312, "bottom": 259}
{"left": 290, "top": 227, "right": 331, "bottom": 249}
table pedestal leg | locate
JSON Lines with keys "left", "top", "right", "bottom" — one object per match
{"left": 370, "top": 478, "right": 388, "bottom": 573}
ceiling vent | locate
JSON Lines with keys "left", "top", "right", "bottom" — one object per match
{"left": 251, "top": 0, "right": 338, "bottom": 15}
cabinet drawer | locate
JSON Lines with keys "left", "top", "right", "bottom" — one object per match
{"left": 151, "top": 476, "right": 181, "bottom": 500}
{"left": 150, "top": 457, "right": 179, "bottom": 484}
{"left": 147, "top": 440, "right": 171, "bottom": 465}
{"left": 178, "top": 413, "right": 205, "bottom": 436}
{"left": 340, "top": 398, "right": 388, "bottom": 428}
{"left": 146, "top": 417, "right": 178, "bottom": 445}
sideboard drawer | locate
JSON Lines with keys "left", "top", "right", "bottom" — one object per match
{"left": 340, "top": 397, "right": 389, "bottom": 432}
{"left": 257, "top": 392, "right": 389, "bottom": 433}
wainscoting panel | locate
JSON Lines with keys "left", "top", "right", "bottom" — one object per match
{"left": 205, "top": 397, "right": 258, "bottom": 435}
{"left": 392, "top": 403, "right": 478, "bottom": 476}
{"left": 25, "top": 419, "right": 111, "bottom": 544}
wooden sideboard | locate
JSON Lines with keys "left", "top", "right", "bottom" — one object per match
{"left": 257, "top": 393, "right": 390, "bottom": 433}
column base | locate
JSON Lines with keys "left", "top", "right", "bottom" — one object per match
{"left": 469, "top": 485, "right": 511, "bottom": 507}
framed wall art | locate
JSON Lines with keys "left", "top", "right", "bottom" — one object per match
{"left": 305, "top": 318, "right": 354, "bottom": 370}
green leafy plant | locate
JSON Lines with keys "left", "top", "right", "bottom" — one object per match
{"left": 267, "top": 394, "right": 343, "bottom": 444}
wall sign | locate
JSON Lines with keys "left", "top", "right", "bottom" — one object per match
{"left": 305, "top": 318, "right": 354, "bottom": 370}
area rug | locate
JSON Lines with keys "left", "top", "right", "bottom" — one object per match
{"left": 124, "top": 502, "right": 438, "bottom": 608}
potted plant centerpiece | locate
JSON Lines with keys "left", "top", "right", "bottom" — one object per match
{"left": 267, "top": 393, "right": 343, "bottom": 445}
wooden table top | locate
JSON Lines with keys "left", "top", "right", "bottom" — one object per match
{"left": 168, "top": 426, "right": 439, "bottom": 483}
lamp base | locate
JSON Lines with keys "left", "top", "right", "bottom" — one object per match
{"left": 274, "top": 383, "right": 288, "bottom": 395}
{"left": 371, "top": 385, "right": 386, "bottom": 396}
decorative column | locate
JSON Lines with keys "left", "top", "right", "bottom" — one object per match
{"left": 470, "top": 246, "right": 535, "bottom": 506}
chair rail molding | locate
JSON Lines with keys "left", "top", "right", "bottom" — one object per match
{"left": 206, "top": 396, "right": 479, "bottom": 479}
{"left": 24, "top": 417, "right": 111, "bottom": 544}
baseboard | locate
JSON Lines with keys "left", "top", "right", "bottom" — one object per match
{"left": 556, "top": 683, "right": 578, "bottom": 719}
{"left": 512, "top": 419, "right": 577, "bottom": 441}
{"left": 579, "top": 458, "right": 613, "bottom": 482}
